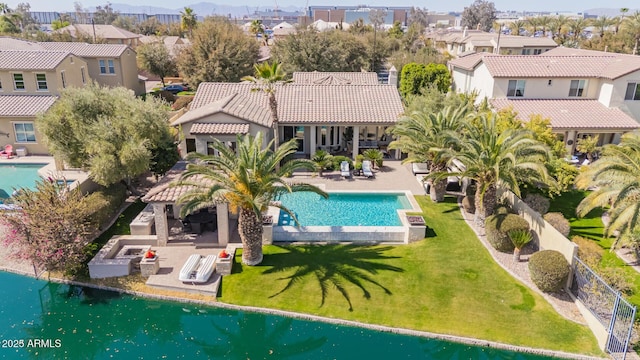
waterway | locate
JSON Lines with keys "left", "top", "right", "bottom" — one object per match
{"left": 0, "top": 271, "right": 558, "bottom": 359}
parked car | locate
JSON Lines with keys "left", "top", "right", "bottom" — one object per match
{"left": 161, "top": 84, "right": 188, "bottom": 94}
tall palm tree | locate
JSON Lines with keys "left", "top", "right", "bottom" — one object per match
{"left": 569, "top": 18, "right": 590, "bottom": 43}
{"left": 176, "top": 133, "right": 327, "bottom": 265}
{"left": 576, "top": 132, "right": 640, "bottom": 250}
{"left": 249, "top": 19, "right": 264, "bottom": 38}
{"left": 538, "top": 16, "right": 552, "bottom": 37}
{"left": 593, "top": 15, "right": 614, "bottom": 38}
{"left": 433, "top": 112, "right": 551, "bottom": 219}
{"left": 242, "top": 62, "right": 292, "bottom": 158}
{"left": 550, "top": 15, "right": 570, "bottom": 41}
{"left": 623, "top": 11, "right": 640, "bottom": 55}
{"left": 509, "top": 20, "right": 525, "bottom": 36}
{"left": 180, "top": 7, "right": 197, "bottom": 38}
{"left": 526, "top": 17, "right": 539, "bottom": 36}
{"left": 389, "top": 105, "right": 468, "bottom": 202}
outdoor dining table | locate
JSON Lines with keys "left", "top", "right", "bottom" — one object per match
{"left": 185, "top": 211, "right": 216, "bottom": 234}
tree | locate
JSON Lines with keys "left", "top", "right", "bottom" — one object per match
{"left": 137, "top": 17, "right": 164, "bottom": 35}
{"left": 93, "top": 2, "right": 119, "bottom": 25}
{"left": 550, "top": 15, "right": 570, "bottom": 41}
{"left": 576, "top": 135, "right": 600, "bottom": 163}
{"left": 14, "top": 3, "right": 38, "bottom": 33}
{"left": 623, "top": 11, "right": 640, "bottom": 55}
{"left": 137, "top": 41, "right": 177, "bottom": 86}
{"left": 408, "top": 7, "right": 429, "bottom": 28}
{"left": 242, "top": 62, "right": 291, "bottom": 157}
{"left": 526, "top": 17, "right": 539, "bottom": 36}
{"left": 461, "top": 0, "right": 497, "bottom": 32}
{"left": 399, "top": 62, "right": 451, "bottom": 98}
{"left": 538, "top": 15, "right": 552, "bottom": 37}
{"left": 176, "top": 133, "right": 328, "bottom": 265}
{"left": 112, "top": 15, "right": 137, "bottom": 31}
{"left": 388, "top": 21, "right": 403, "bottom": 39}
{"left": 0, "top": 178, "right": 97, "bottom": 276}
{"left": 569, "top": 18, "right": 590, "bottom": 42}
{"left": 0, "top": 3, "right": 20, "bottom": 33}
{"left": 36, "top": 82, "right": 173, "bottom": 189}
{"left": 180, "top": 7, "right": 197, "bottom": 37}
{"left": 311, "top": 149, "right": 333, "bottom": 177}
{"left": 249, "top": 19, "right": 264, "bottom": 37}
{"left": 51, "top": 18, "right": 70, "bottom": 30}
{"left": 369, "top": 9, "right": 387, "bottom": 71}
{"left": 509, "top": 20, "right": 525, "bottom": 36}
{"left": 576, "top": 132, "right": 640, "bottom": 249}
{"left": 177, "top": 17, "right": 259, "bottom": 87}
{"left": 593, "top": 15, "right": 614, "bottom": 37}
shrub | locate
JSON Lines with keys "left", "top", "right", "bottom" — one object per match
{"left": 332, "top": 156, "right": 353, "bottom": 171}
{"left": 462, "top": 195, "right": 475, "bottom": 214}
{"left": 171, "top": 95, "right": 194, "bottom": 110}
{"left": 572, "top": 236, "right": 603, "bottom": 267}
{"left": 153, "top": 90, "right": 175, "bottom": 103}
{"left": 544, "top": 212, "right": 571, "bottom": 237}
{"left": 82, "top": 184, "right": 128, "bottom": 231}
{"left": 363, "top": 149, "right": 383, "bottom": 168}
{"left": 523, "top": 193, "right": 550, "bottom": 215}
{"left": 495, "top": 206, "right": 511, "bottom": 215}
{"left": 485, "top": 213, "right": 530, "bottom": 252}
{"left": 529, "top": 250, "right": 570, "bottom": 292}
{"left": 597, "top": 267, "right": 633, "bottom": 295}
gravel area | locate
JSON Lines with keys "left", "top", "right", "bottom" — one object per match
{"left": 457, "top": 200, "right": 587, "bottom": 325}
{"left": 0, "top": 226, "right": 39, "bottom": 277}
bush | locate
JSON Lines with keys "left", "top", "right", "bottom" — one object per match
{"left": 495, "top": 205, "right": 511, "bottom": 215}
{"left": 529, "top": 250, "right": 570, "bottom": 292}
{"left": 332, "top": 156, "right": 353, "bottom": 171}
{"left": 153, "top": 90, "right": 175, "bottom": 103}
{"left": 544, "top": 212, "right": 571, "bottom": 237}
{"left": 523, "top": 193, "right": 550, "bottom": 215}
{"left": 82, "top": 184, "right": 128, "bottom": 231}
{"left": 462, "top": 196, "right": 475, "bottom": 214}
{"left": 171, "top": 95, "right": 194, "bottom": 110}
{"left": 485, "top": 213, "right": 530, "bottom": 252}
{"left": 572, "top": 236, "right": 603, "bottom": 267}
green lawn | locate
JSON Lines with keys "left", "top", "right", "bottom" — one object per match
{"left": 219, "top": 196, "right": 601, "bottom": 355}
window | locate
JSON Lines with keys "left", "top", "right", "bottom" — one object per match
{"left": 185, "top": 139, "right": 196, "bottom": 153}
{"left": 521, "top": 49, "right": 531, "bottom": 55}
{"left": 14, "top": 123, "right": 36, "bottom": 143}
{"left": 81, "top": 67, "right": 86, "bottom": 84}
{"left": 533, "top": 49, "right": 542, "bottom": 55}
{"left": 13, "top": 73, "right": 25, "bottom": 90}
{"left": 625, "top": 83, "right": 640, "bottom": 100}
{"left": 35, "top": 73, "right": 48, "bottom": 91}
{"left": 60, "top": 71, "right": 67, "bottom": 88}
{"left": 569, "top": 80, "right": 586, "bottom": 97}
{"left": 507, "top": 80, "right": 526, "bottom": 97}
{"left": 99, "top": 59, "right": 115, "bottom": 74}
{"left": 548, "top": 79, "right": 552, "bottom": 86}
{"left": 0, "top": 78, "right": 2, "bottom": 91}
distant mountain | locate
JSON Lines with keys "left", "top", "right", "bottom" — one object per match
{"left": 583, "top": 8, "right": 639, "bottom": 17}
{"left": 107, "top": 2, "right": 304, "bottom": 19}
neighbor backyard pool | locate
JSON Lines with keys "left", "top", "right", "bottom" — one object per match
{"left": 276, "top": 191, "right": 413, "bottom": 226}
{"left": 0, "top": 163, "right": 47, "bottom": 199}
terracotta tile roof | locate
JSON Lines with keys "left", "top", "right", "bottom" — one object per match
{"left": 56, "top": 24, "right": 141, "bottom": 40}
{"left": 173, "top": 92, "right": 272, "bottom": 127}
{"left": 38, "top": 42, "right": 129, "bottom": 58}
{"left": 0, "top": 50, "right": 69, "bottom": 70}
{"left": 293, "top": 72, "right": 379, "bottom": 85}
{"left": 188, "top": 82, "right": 403, "bottom": 125}
{"left": 0, "top": 37, "right": 45, "bottom": 50}
{"left": 0, "top": 95, "right": 57, "bottom": 117}
{"left": 448, "top": 52, "right": 485, "bottom": 70}
{"left": 190, "top": 123, "right": 250, "bottom": 135}
{"left": 142, "top": 161, "right": 222, "bottom": 204}
{"left": 491, "top": 98, "right": 640, "bottom": 131}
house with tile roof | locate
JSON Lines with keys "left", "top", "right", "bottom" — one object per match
{"left": 54, "top": 24, "right": 142, "bottom": 48}
{"left": 0, "top": 50, "right": 88, "bottom": 155}
{"left": 171, "top": 72, "right": 404, "bottom": 160}
{"left": 448, "top": 47, "right": 640, "bottom": 153}
{"left": 426, "top": 29, "right": 557, "bottom": 57}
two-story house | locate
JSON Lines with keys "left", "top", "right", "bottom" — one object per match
{"left": 448, "top": 47, "right": 640, "bottom": 153}
{"left": 0, "top": 50, "right": 88, "bottom": 155}
{"left": 427, "top": 29, "right": 557, "bottom": 58}
{"left": 55, "top": 24, "right": 142, "bottom": 48}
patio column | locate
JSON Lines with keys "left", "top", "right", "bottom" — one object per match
{"left": 565, "top": 130, "right": 576, "bottom": 155}
{"left": 352, "top": 125, "right": 359, "bottom": 159}
{"left": 153, "top": 203, "right": 168, "bottom": 246}
{"left": 217, "top": 203, "right": 229, "bottom": 246}
{"left": 309, "top": 126, "right": 317, "bottom": 157}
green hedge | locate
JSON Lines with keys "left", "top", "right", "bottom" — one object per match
{"left": 529, "top": 250, "right": 570, "bottom": 293}
{"left": 485, "top": 213, "right": 529, "bottom": 252}
{"left": 83, "top": 184, "right": 127, "bottom": 231}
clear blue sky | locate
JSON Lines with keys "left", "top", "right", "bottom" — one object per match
{"left": 3, "top": 0, "right": 637, "bottom": 13}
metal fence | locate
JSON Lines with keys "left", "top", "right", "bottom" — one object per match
{"left": 571, "top": 257, "right": 636, "bottom": 360}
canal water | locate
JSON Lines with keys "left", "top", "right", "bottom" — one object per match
{"left": 0, "top": 271, "right": 557, "bottom": 359}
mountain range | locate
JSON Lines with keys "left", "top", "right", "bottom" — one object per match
{"left": 105, "top": 2, "right": 304, "bottom": 18}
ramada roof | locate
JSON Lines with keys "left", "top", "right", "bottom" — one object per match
{"left": 0, "top": 95, "right": 57, "bottom": 117}
{"left": 142, "top": 161, "right": 223, "bottom": 204}
{"left": 185, "top": 82, "right": 403, "bottom": 126}
{"left": 491, "top": 98, "right": 640, "bottom": 131}
{"left": 0, "top": 50, "right": 69, "bottom": 70}
{"left": 449, "top": 49, "right": 640, "bottom": 80}
{"left": 38, "top": 42, "right": 129, "bottom": 57}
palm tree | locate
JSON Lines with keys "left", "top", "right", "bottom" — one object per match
{"left": 509, "top": 20, "right": 525, "bottom": 36}
{"left": 569, "top": 18, "right": 590, "bottom": 43}
{"left": 242, "top": 62, "right": 292, "bottom": 160}
{"left": 538, "top": 16, "right": 552, "bottom": 37}
{"left": 433, "top": 112, "right": 551, "bottom": 219}
{"left": 576, "top": 132, "right": 640, "bottom": 250}
{"left": 526, "top": 17, "right": 539, "bottom": 36}
{"left": 180, "top": 7, "right": 197, "bottom": 38}
{"left": 623, "top": 11, "right": 640, "bottom": 55}
{"left": 550, "top": 15, "right": 570, "bottom": 41}
{"left": 593, "top": 15, "right": 614, "bottom": 38}
{"left": 249, "top": 19, "right": 264, "bottom": 37}
{"left": 176, "top": 133, "right": 327, "bottom": 265}
{"left": 576, "top": 135, "right": 600, "bottom": 163}
{"left": 311, "top": 149, "right": 333, "bottom": 177}
{"left": 389, "top": 105, "right": 467, "bottom": 202}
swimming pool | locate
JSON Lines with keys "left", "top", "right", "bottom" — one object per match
{"left": 0, "top": 163, "right": 47, "bottom": 199}
{"left": 277, "top": 192, "right": 413, "bottom": 226}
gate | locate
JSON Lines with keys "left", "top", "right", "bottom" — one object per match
{"left": 571, "top": 257, "right": 636, "bottom": 360}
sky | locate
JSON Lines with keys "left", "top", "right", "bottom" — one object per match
{"left": 3, "top": 0, "right": 638, "bottom": 13}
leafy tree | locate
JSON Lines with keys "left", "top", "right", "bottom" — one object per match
{"left": 149, "top": 131, "right": 180, "bottom": 179}
{"left": 0, "top": 3, "right": 20, "bottom": 33}
{"left": 51, "top": 18, "right": 70, "bottom": 30}
{"left": 36, "top": 82, "right": 173, "bottom": 189}
{"left": 461, "top": 0, "right": 497, "bottom": 32}
{"left": 112, "top": 15, "right": 137, "bottom": 31}
{"left": 14, "top": 3, "right": 38, "bottom": 33}
{"left": 177, "top": 17, "right": 259, "bottom": 87}
{"left": 137, "top": 41, "right": 177, "bottom": 86}
{"left": 0, "top": 179, "right": 97, "bottom": 276}
{"left": 388, "top": 21, "right": 403, "bottom": 39}
{"left": 576, "top": 135, "right": 600, "bottom": 162}
{"left": 93, "top": 2, "right": 119, "bottom": 25}
{"left": 137, "top": 17, "right": 164, "bottom": 35}
{"left": 348, "top": 18, "right": 372, "bottom": 34}
{"left": 180, "top": 6, "right": 197, "bottom": 37}
{"left": 576, "top": 132, "right": 640, "bottom": 249}
{"left": 404, "top": 86, "right": 476, "bottom": 115}
{"left": 399, "top": 62, "right": 451, "bottom": 98}
{"left": 176, "top": 133, "right": 327, "bottom": 265}
{"left": 408, "top": 7, "right": 429, "bottom": 28}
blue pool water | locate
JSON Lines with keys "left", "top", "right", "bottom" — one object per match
{"left": 0, "top": 271, "right": 559, "bottom": 359}
{"left": 277, "top": 192, "right": 412, "bottom": 226}
{"left": 0, "top": 164, "right": 47, "bottom": 199}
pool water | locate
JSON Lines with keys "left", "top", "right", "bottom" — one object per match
{"left": 0, "top": 164, "right": 47, "bottom": 199}
{"left": 0, "top": 271, "right": 558, "bottom": 359}
{"left": 277, "top": 192, "right": 412, "bottom": 226}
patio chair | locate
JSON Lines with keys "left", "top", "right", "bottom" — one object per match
{"left": 0, "top": 144, "right": 13, "bottom": 159}
{"left": 362, "top": 160, "right": 374, "bottom": 178}
{"left": 179, "top": 254, "right": 217, "bottom": 283}
{"left": 340, "top": 161, "right": 351, "bottom": 178}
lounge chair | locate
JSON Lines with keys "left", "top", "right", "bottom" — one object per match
{"left": 0, "top": 144, "right": 12, "bottom": 159}
{"left": 179, "top": 254, "right": 217, "bottom": 283}
{"left": 362, "top": 160, "right": 374, "bottom": 178}
{"left": 340, "top": 161, "right": 351, "bottom": 178}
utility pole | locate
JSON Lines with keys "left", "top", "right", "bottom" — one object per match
{"left": 91, "top": 18, "right": 96, "bottom": 43}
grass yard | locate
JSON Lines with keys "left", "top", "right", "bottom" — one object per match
{"left": 219, "top": 196, "right": 601, "bottom": 355}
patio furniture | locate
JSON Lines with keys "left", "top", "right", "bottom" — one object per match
{"left": 179, "top": 254, "right": 217, "bottom": 283}
{"left": 362, "top": 160, "right": 374, "bottom": 178}
{"left": 0, "top": 144, "right": 13, "bottom": 159}
{"left": 185, "top": 211, "right": 216, "bottom": 234}
{"left": 411, "top": 163, "right": 430, "bottom": 175}
{"left": 340, "top": 161, "right": 351, "bottom": 178}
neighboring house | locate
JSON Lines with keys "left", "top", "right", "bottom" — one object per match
{"left": 54, "top": 24, "right": 142, "bottom": 47}
{"left": 139, "top": 35, "right": 190, "bottom": 57}
{"left": 448, "top": 47, "right": 640, "bottom": 153}
{"left": 0, "top": 50, "right": 88, "bottom": 155}
{"left": 426, "top": 29, "right": 557, "bottom": 57}
{"left": 171, "top": 72, "right": 403, "bottom": 160}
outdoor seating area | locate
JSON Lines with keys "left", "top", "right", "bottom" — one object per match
{"left": 179, "top": 254, "right": 217, "bottom": 283}
{"left": 0, "top": 145, "right": 13, "bottom": 159}
{"left": 88, "top": 236, "right": 157, "bottom": 279}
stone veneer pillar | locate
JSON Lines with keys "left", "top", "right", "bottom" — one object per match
{"left": 217, "top": 203, "right": 229, "bottom": 246}
{"left": 153, "top": 203, "right": 168, "bottom": 246}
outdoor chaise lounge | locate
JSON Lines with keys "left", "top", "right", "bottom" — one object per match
{"left": 411, "top": 162, "right": 430, "bottom": 175}
{"left": 340, "top": 161, "right": 351, "bottom": 178}
{"left": 362, "top": 160, "right": 374, "bottom": 178}
{"left": 179, "top": 254, "right": 217, "bottom": 283}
